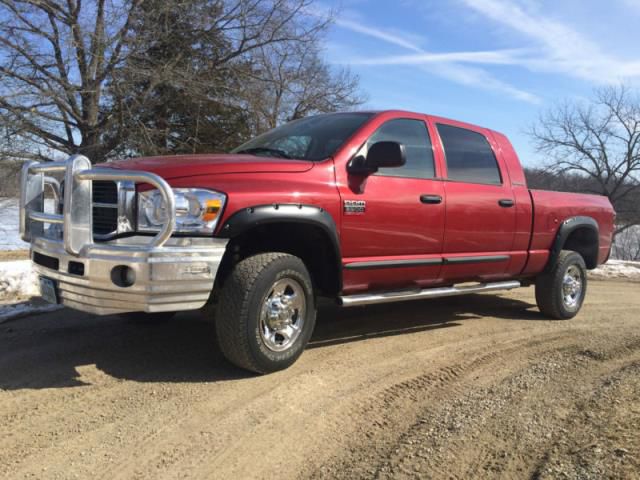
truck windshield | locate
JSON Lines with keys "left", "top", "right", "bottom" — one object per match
{"left": 233, "top": 112, "right": 374, "bottom": 161}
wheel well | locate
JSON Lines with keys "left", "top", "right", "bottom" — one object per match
{"left": 562, "top": 227, "right": 599, "bottom": 269}
{"left": 216, "top": 222, "right": 341, "bottom": 296}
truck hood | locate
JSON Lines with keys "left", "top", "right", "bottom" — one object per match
{"left": 107, "top": 154, "right": 314, "bottom": 179}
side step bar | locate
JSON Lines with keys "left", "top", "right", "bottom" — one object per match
{"left": 339, "top": 281, "right": 521, "bottom": 307}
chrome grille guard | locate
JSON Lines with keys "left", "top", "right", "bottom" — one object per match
{"left": 20, "top": 154, "right": 176, "bottom": 255}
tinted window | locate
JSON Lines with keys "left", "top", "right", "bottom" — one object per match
{"left": 232, "top": 113, "right": 374, "bottom": 161}
{"left": 360, "top": 119, "right": 435, "bottom": 179}
{"left": 437, "top": 124, "right": 502, "bottom": 185}
{"left": 269, "top": 136, "right": 312, "bottom": 159}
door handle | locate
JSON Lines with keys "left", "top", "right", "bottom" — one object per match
{"left": 420, "top": 194, "right": 443, "bottom": 204}
{"left": 498, "top": 199, "right": 514, "bottom": 208}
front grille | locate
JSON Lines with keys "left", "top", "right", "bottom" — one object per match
{"left": 92, "top": 181, "right": 118, "bottom": 236}
{"left": 93, "top": 181, "right": 118, "bottom": 204}
{"left": 93, "top": 206, "right": 119, "bottom": 235}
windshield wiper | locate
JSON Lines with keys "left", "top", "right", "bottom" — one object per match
{"left": 235, "top": 147, "right": 292, "bottom": 159}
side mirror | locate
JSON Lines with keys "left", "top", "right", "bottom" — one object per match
{"left": 347, "top": 141, "right": 406, "bottom": 175}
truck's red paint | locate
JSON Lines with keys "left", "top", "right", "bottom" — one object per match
{"left": 110, "top": 110, "right": 615, "bottom": 296}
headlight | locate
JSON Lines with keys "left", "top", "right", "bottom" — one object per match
{"left": 137, "top": 188, "right": 226, "bottom": 234}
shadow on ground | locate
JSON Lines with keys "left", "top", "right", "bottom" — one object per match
{"left": 0, "top": 293, "right": 541, "bottom": 390}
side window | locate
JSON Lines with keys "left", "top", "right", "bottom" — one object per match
{"left": 358, "top": 118, "right": 435, "bottom": 179}
{"left": 437, "top": 124, "right": 502, "bottom": 185}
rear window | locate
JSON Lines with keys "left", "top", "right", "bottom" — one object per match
{"left": 437, "top": 124, "right": 502, "bottom": 185}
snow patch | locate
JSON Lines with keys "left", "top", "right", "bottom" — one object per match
{"left": 590, "top": 260, "right": 640, "bottom": 281}
{"left": 0, "top": 198, "right": 29, "bottom": 251}
{"left": 0, "top": 260, "right": 39, "bottom": 298}
{"left": 1, "top": 197, "right": 56, "bottom": 251}
{"left": 0, "top": 259, "right": 63, "bottom": 322}
{"left": 0, "top": 302, "right": 61, "bottom": 323}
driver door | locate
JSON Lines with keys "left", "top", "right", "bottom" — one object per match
{"left": 337, "top": 116, "right": 446, "bottom": 295}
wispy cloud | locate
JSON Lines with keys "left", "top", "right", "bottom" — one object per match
{"left": 333, "top": 17, "right": 423, "bottom": 53}
{"left": 349, "top": 49, "right": 528, "bottom": 66}
{"left": 428, "top": 63, "right": 540, "bottom": 104}
{"left": 620, "top": 0, "right": 640, "bottom": 11}
{"left": 332, "top": 0, "right": 640, "bottom": 106}
{"left": 458, "top": 0, "right": 640, "bottom": 83}
{"left": 331, "top": 14, "right": 540, "bottom": 103}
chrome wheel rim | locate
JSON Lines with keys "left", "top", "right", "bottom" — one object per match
{"left": 562, "top": 265, "right": 583, "bottom": 309}
{"left": 259, "top": 278, "right": 306, "bottom": 352}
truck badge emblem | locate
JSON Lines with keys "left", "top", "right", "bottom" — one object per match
{"left": 344, "top": 200, "right": 366, "bottom": 215}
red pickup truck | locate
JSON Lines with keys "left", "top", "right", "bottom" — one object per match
{"left": 20, "top": 110, "right": 615, "bottom": 373}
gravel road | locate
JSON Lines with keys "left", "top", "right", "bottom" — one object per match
{"left": 1, "top": 280, "right": 638, "bottom": 479}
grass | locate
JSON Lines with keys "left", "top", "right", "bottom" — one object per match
{"left": 0, "top": 250, "right": 29, "bottom": 261}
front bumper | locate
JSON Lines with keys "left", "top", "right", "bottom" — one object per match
{"left": 31, "top": 236, "right": 227, "bottom": 316}
{"left": 21, "top": 155, "right": 228, "bottom": 316}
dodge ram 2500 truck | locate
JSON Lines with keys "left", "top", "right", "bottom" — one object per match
{"left": 20, "top": 110, "right": 615, "bottom": 373}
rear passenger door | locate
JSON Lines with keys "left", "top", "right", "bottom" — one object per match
{"left": 434, "top": 122, "right": 516, "bottom": 282}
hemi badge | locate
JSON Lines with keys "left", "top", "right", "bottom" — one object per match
{"left": 344, "top": 200, "right": 366, "bottom": 215}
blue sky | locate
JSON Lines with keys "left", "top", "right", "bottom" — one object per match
{"left": 320, "top": 0, "right": 640, "bottom": 167}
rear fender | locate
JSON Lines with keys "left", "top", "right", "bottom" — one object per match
{"left": 547, "top": 216, "right": 599, "bottom": 270}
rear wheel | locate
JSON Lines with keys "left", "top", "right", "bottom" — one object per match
{"left": 535, "top": 250, "right": 587, "bottom": 319}
{"left": 214, "top": 252, "right": 316, "bottom": 374}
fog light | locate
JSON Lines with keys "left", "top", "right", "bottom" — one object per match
{"left": 111, "top": 265, "right": 135, "bottom": 287}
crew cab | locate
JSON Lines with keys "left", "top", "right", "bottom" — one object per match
{"left": 19, "top": 110, "right": 615, "bottom": 373}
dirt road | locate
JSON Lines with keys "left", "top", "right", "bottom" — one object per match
{"left": 1, "top": 280, "right": 639, "bottom": 479}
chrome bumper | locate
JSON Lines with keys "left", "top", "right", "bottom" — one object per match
{"left": 21, "top": 155, "right": 228, "bottom": 316}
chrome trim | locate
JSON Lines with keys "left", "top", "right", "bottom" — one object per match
{"left": 20, "top": 154, "right": 227, "bottom": 315}
{"left": 29, "top": 161, "right": 67, "bottom": 173}
{"left": 44, "top": 176, "right": 60, "bottom": 203}
{"left": 93, "top": 202, "right": 119, "bottom": 209}
{"left": 29, "top": 211, "right": 64, "bottom": 224}
{"left": 31, "top": 236, "right": 227, "bottom": 315}
{"left": 21, "top": 156, "right": 177, "bottom": 255}
{"left": 118, "top": 180, "right": 136, "bottom": 235}
{"left": 562, "top": 265, "right": 583, "bottom": 310}
{"left": 443, "top": 255, "right": 510, "bottom": 264}
{"left": 63, "top": 155, "right": 93, "bottom": 255}
{"left": 78, "top": 169, "right": 175, "bottom": 248}
{"left": 339, "top": 280, "right": 521, "bottom": 307}
{"left": 259, "top": 277, "right": 306, "bottom": 352}
{"left": 19, "top": 160, "right": 43, "bottom": 241}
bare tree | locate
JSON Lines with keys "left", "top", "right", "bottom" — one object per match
{"left": 530, "top": 85, "right": 640, "bottom": 237}
{"left": 0, "top": 0, "right": 357, "bottom": 163}
{"left": 0, "top": 0, "right": 143, "bottom": 162}
{"left": 0, "top": 125, "right": 22, "bottom": 195}
{"left": 241, "top": 40, "right": 366, "bottom": 133}
{"left": 612, "top": 226, "right": 640, "bottom": 261}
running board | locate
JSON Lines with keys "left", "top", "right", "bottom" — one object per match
{"left": 339, "top": 280, "right": 521, "bottom": 307}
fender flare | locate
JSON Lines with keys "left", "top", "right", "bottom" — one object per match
{"left": 547, "top": 216, "right": 599, "bottom": 270}
{"left": 217, "top": 204, "right": 342, "bottom": 287}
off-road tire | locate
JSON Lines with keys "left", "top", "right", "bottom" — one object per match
{"left": 535, "top": 250, "right": 587, "bottom": 320}
{"left": 215, "top": 253, "right": 316, "bottom": 374}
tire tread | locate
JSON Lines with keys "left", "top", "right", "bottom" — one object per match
{"left": 535, "top": 250, "right": 586, "bottom": 320}
{"left": 215, "top": 252, "right": 298, "bottom": 373}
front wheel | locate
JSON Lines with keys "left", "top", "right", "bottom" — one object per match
{"left": 535, "top": 250, "right": 587, "bottom": 319}
{"left": 214, "top": 253, "right": 316, "bottom": 374}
